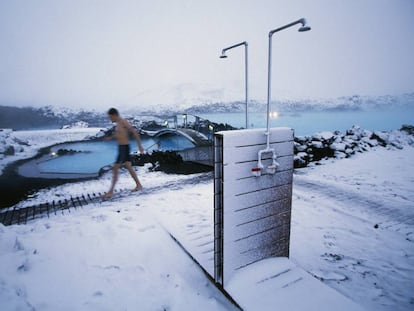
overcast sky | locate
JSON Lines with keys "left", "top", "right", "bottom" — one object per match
{"left": 1, "top": 0, "right": 413, "bottom": 111}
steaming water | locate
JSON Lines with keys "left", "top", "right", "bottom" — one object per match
{"left": 23, "top": 106, "right": 414, "bottom": 175}
{"left": 37, "top": 135, "right": 194, "bottom": 174}
{"left": 198, "top": 106, "right": 414, "bottom": 136}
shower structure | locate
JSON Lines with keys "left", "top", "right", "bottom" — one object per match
{"left": 219, "top": 41, "right": 249, "bottom": 129}
{"left": 253, "top": 18, "right": 311, "bottom": 176}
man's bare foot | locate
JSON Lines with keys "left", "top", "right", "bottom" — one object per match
{"left": 102, "top": 191, "right": 113, "bottom": 199}
{"left": 131, "top": 184, "right": 143, "bottom": 192}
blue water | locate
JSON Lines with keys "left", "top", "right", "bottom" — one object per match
{"left": 198, "top": 106, "right": 414, "bottom": 136}
{"left": 32, "top": 106, "right": 414, "bottom": 175}
{"left": 37, "top": 136, "right": 194, "bottom": 174}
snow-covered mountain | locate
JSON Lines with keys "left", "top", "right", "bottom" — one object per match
{"left": 1, "top": 92, "right": 413, "bottom": 130}
{"left": 130, "top": 92, "right": 414, "bottom": 115}
{"left": 121, "top": 82, "right": 243, "bottom": 114}
{"left": 185, "top": 92, "right": 414, "bottom": 114}
{"left": 0, "top": 105, "right": 109, "bottom": 130}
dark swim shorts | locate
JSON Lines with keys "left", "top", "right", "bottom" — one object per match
{"left": 116, "top": 145, "right": 131, "bottom": 164}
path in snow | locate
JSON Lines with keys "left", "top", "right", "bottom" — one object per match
{"left": 290, "top": 147, "right": 414, "bottom": 311}
{"left": 293, "top": 176, "right": 414, "bottom": 234}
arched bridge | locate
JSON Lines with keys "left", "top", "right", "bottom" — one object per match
{"left": 141, "top": 128, "right": 212, "bottom": 147}
{"left": 141, "top": 127, "right": 213, "bottom": 166}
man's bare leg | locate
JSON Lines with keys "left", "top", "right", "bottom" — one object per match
{"left": 102, "top": 164, "right": 121, "bottom": 198}
{"left": 125, "top": 161, "right": 143, "bottom": 191}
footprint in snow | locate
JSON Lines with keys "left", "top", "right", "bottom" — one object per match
{"left": 138, "top": 225, "right": 155, "bottom": 232}
{"left": 91, "top": 215, "right": 107, "bottom": 222}
{"left": 310, "top": 269, "right": 347, "bottom": 282}
{"left": 321, "top": 252, "right": 344, "bottom": 262}
{"left": 13, "top": 238, "right": 25, "bottom": 252}
{"left": 17, "top": 259, "right": 30, "bottom": 272}
{"left": 323, "top": 232, "right": 336, "bottom": 247}
{"left": 93, "top": 265, "right": 120, "bottom": 270}
{"left": 92, "top": 291, "right": 104, "bottom": 297}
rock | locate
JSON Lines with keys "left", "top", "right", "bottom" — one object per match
{"left": 0, "top": 129, "right": 27, "bottom": 156}
{"left": 294, "top": 143, "right": 307, "bottom": 153}
{"left": 343, "top": 137, "right": 357, "bottom": 148}
{"left": 131, "top": 150, "right": 212, "bottom": 174}
{"left": 294, "top": 152, "right": 309, "bottom": 168}
{"left": 292, "top": 124, "right": 414, "bottom": 168}
{"left": 331, "top": 142, "right": 346, "bottom": 152}
{"left": 346, "top": 125, "right": 362, "bottom": 135}
{"left": 401, "top": 124, "right": 414, "bottom": 135}
{"left": 345, "top": 148, "right": 355, "bottom": 156}
{"left": 372, "top": 131, "right": 388, "bottom": 146}
{"left": 361, "top": 137, "right": 378, "bottom": 147}
{"left": 294, "top": 136, "right": 309, "bottom": 144}
{"left": 313, "top": 131, "right": 335, "bottom": 143}
{"left": 5, "top": 146, "right": 15, "bottom": 156}
{"left": 334, "top": 150, "right": 347, "bottom": 159}
{"left": 61, "top": 121, "right": 89, "bottom": 129}
{"left": 311, "top": 140, "right": 323, "bottom": 149}
{"left": 14, "top": 145, "right": 24, "bottom": 153}
{"left": 390, "top": 141, "right": 404, "bottom": 150}
{"left": 361, "top": 129, "right": 373, "bottom": 138}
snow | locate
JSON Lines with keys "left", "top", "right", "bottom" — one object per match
{"left": 0, "top": 203, "right": 232, "bottom": 311}
{"left": 225, "top": 257, "right": 364, "bottom": 311}
{"left": 291, "top": 147, "right": 414, "bottom": 311}
{"left": 313, "top": 131, "right": 335, "bottom": 141}
{"left": 1, "top": 128, "right": 414, "bottom": 310}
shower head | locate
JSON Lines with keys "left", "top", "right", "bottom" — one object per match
{"left": 298, "top": 18, "right": 311, "bottom": 32}
{"left": 298, "top": 25, "right": 311, "bottom": 32}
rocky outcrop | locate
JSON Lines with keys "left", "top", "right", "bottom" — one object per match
{"left": 131, "top": 150, "right": 212, "bottom": 174}
{"left": 0, "top": 129, "right": 27, "bottom": 158}
{"left": 294, "top": 125, "right": 414, "bottom": 168}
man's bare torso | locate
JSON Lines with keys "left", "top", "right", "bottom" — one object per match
{"left": 115, "top": 118, "right": 131, "bottom": 145}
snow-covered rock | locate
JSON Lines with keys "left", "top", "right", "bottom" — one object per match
{"left": 0, "top": 129, "right": 28, "bottom": 156}
{"left": 313, "top": 131, "right": 335, "bottom": 142}
{"left": 331, "top": 142, "right": 346, "bottom": 152}
{"left": 294, "top": 125, "right": 414, "bottom": 168}
{"left": 61, "top": 121, "right": 89, "bottom": 129}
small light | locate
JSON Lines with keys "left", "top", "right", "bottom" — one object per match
{"left": 182, "top": 114, "right": 187, "bottom": 119}
{"left": 164, "top": 120, "right": 169, "bottom": 126}
{"left": 208, "top": 124, "right": 214, "bottom": 131}
{"left": 269, "top": 111, "right": 279, "bottom": 118}
{"left": 51, "top": 152, "right": 56, "bottom": 156}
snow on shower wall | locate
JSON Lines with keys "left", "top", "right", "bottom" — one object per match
{"left": 214, "top": 128, "right": 294, "bottom": 286}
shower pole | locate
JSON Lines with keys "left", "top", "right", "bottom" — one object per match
{"left": 220, "top": 41, "right": 249, "bottom": 129}
{"left": 265, "top": 18, "right": 311, "bottom": 149}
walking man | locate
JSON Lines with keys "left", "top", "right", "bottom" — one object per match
{"left": 102, "top": 108, "right": 145, "bottom": 198}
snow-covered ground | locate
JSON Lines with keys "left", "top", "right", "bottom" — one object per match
{"left": 291, "top": 147, "right": 414, "bottom": 311}
{"left": 0, "top": 128, "right": 413, "bottom": 310}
